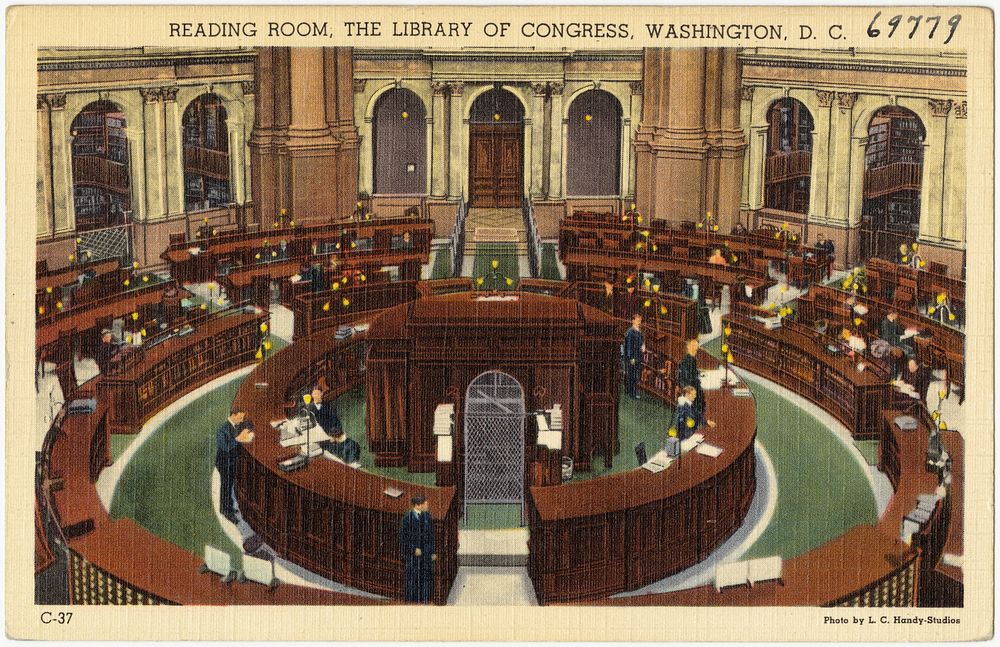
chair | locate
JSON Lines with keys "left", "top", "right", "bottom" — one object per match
{"left": 634, "top": 442, "right": 648, "bottom": 467}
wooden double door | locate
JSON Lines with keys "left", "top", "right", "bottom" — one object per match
{"left": 469, "top": 123, "right": 524, "bottom": 208}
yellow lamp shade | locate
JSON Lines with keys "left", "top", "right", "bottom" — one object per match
{"left": 56, "top": 301, "right": 63, "bottom": 309}
{"left": 852, "top": 283, "right": 859, "bottom": 290}
{"left": 76, "top": 237, "right": 82, "bottom": 244}
{"left": 342, "top": 298, "right": 350, "bottom": 307}
{"left": 45, "top": 286, "right": 52, "bottom": 294}
{"left": 686, "top": 418, "right": 696, "bottom": 428}
{"left": 912, "top": 243, "right": 918, "bottom": 250}
{"left": 668, "top": 428, "right": 677, "bottom": 438}
{"left": 854, "top": 317, "right": 862, "bottom": 327}
{"left": 931, "top": 410, "right": 940, "bottom": 420}
{"left": 401, "top": 110, "right": 409, "bottom": 119}
{"left": 937, "top": 293, "right": 946, "bottom": 304}
{"left": 643, "top": 299, "right": 651, "bottom": 308}
{"left": 303, "top": 393, "right": 312, "bottom": 404}
{"left": 660, "top": 306, "right": 667, "bottom": 315}
{"left": 125, "top": 335, "right": 133, "bottom": 344}
{"left": 255, "top": 348, "right": 263, "bottom": 360}
{"left": 203, "top": 217, "right": 209, "bottom": 223}
{"left": 918, "top": 260, "right": 926, "bottom": 268}
{"left": 767, "top": 302, "right": 775, "bottom": 310}
{"left": 696, "top": 222, "right": 703, "bottom": 229}
{"left": 274, "top": 222, "right": 280, "bottom": 228}
{"left": 263, "top": 340, "right": 272, "bottom": 351}
{"left": 271, "top": 251, "right": 278, "bottom": 257}
{"left": 476, "top": 277, "right": 484, "bottom": 286}
{"left": 636, "top": 216, "right": 643, "bottom": 223}
{"left": 506, "top": 277, "right": 514, "bottom": 286}
{"left": 774, "top": 233, "right": 781, "bottom": 240}
{"left": 928, "top": 307, "right": 936, "bottom": 314}
{"left": 732, "top": 255, "right": 738, "bottom": 263}
{"left": 636, "top": 243, "right": 644, "bottom": 250}
{"left": 142, "top": 275, "right": 149, "bottom": 282}
{"left": 652, "top": 244, "right": 658, "bottom": 252}
{"left": 652, "top": 285, "right": 660, "bottom": 293}
{"left": 644, "top": 278, "right": 651, "bottom": 287}
{"left": 132, "top": 261, "right": 140, "bottom": 269}
{"left": 642, "top": 230, "right": 650, "bottom": 238}
{"left": 621, "top": 215, "right": 628, "bottom": 222}
{"left": 782, "top": 223, "right": 788, "bottom": 229}
{"left": 901, "top": 256, "right": 908, "bottom": 263}
{"left": 491, "top": 260, "right": 500, "bottom": 269}
{"left": 68, "top": 254, "right": 75, "bottom": 261}
{"left": 939, "top": 421, "right": 947, "bottom": 431}
{"left": 260, "top": 323, "right": 268, "bottom": 333}
{"left": 341, "top": 277, "right": 348, "bottom": 284}
{"left": 123, "top": 279, "right": 130, "bottom": 286}
{"left": 335, "top": 243, "right": 341, "bottom": 249}
{"left": 938, "top": 390, "right": 947, "bottom": 400}
{"left": 493, "top": 113, "right": 501, "bottom": 121}
{"left": 350, "top": 241, "right": 357, "bottom": 248}
{"left": 131, "top": 312, "right": 139, "bottom": 320}
{"left": 322, "top": 301, "right": 330, "bottom": 312}
{"left": 331, "top": 282, "right": 339, "bottom": 291}
{"left": 360, "top": 274, "right": 367, "bottom": 282}
{"left": 724, "top": 326, "right": 731, "bottom": 336}
{"left": 626, "top": 276, "right": 634, "bottom": 284}
{"left": 200, "top": 303, "right": 208, "bottom": 310}
{"left": 255, "top": 253, "right": 261, "bottom": 260}
{"left": 727, "top": 353, "right": 734, "bottom": 363}
{"left": 217, "top": 298, "right": 224, "bottom": 306}
{"left": 629, "top": 203, "right": 636, "bottom": 210}
{"left": 721, "top": 344, "right": 729, "bottom": 354}
{"left": 948, "top": 313, "right": 956, "bottom": 321}
{"left": 37, "top": 306, "right": 44, "bottom": 315}
{"left": 357, "top": 201, "right": 363, "bottom": 208}
{"left": 140, "top": 328, "right": 147, "bottom": 337}
{"left": 584, "top": 113, "right": 592, "bottom": 122}
{"left": 713, "top": 225, "right": 719, "bottom": 232}
{"left": 290, "top": 220, "right": 296, "bottom": 227}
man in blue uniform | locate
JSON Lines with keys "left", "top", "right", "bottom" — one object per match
{"left": 623, "top": 313, "right": 646, "bottom": 399}
{"left": 399, "top": 495, "right": 436, "bottom": 603}
{"left": 216, "top": 409, "right": 254, "bottom": 523}
{"left": 674, "top": 385, "right": 716, "bottom": 439}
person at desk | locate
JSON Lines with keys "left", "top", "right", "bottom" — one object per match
{"left": 674, "top": 385, "right": 716, "bottom": 439}
{"left": 623, "top": 314, "right": 646, "bottom": 400}
{"left": 880, "top": 310, "right": 915, "bottom": 357}
{"left": 708, "top": 248, "right": 729, "bottom": 266}
{"left": 305, "top": 385, "right": 342, "bottom": 435}
{"left": 677, "top": 338, "right": 706, "bottom": 415}
{"left": 816, "top": 234, "right": 835, "bottom": 258}
{"left": 94, "top": 329, "right": 120, "bottom": 374}
{"left": 895, "top": 357, "right": 932, "bottom": 406}
{"left": 600, "top": 281, "right": 615, "bottom": 315}
{"left": 216, "top": 409, "right": 254, "bottom": 524}
{"left": 400, "top": 494, "right": 436, "bottom": 603}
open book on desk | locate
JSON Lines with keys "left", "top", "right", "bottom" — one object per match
{"left": 641, "top": 450, "right": 673, "bottom": 473}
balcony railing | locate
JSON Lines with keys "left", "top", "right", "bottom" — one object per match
{"left": 765, "top": 150, "right": 812, "bottom": 183}
{"left": 863, "top": 162, "right": 923, "bottom": 199}
{"left": 183, "top": 145, "right": 230, "bottom": 180}
{"left": 72, "top": 156, "right": 130, "bottom": 193}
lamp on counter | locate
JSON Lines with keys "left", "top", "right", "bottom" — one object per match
{"left": 296, "top": 393, "right": 318, "bottom": 466}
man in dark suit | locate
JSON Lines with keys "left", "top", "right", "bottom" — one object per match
{"left": 399, "top": 495, "right": 436, "bottom": 603}
{"left": 306, "top": 385, "right": 342, "bottom": 435}
{"left": 674, "top": 385, "right": 717, "bottom": 439}
{"left": 896, "top": 357, "right": 932, "bottom": 407}
{"left": 94, "top": 328, "right": 119, "bottom": 374}
{"left": 677, "top": 338, "right": 706, "bottom": 416}
{"left": 623, "top": 313, "right": 645, "bottom": 399}
{"left": 216, "top": 409, "right": 254, "bottom": 523}
{"left": 880, "top": 310, "right": 914, "bottom": 357}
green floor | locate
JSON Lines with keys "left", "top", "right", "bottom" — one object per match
{"left": 430, "top": 248, "right": 452, "bottom": 279}
{"left": 540, "top": 243, "right": 561, "bottom": 281}
{"left": 471, "top": 243, "right": 519, "bottom": 290}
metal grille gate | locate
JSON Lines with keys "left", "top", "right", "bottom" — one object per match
{"left": 463, "top": 371, "right": 525, "bottom": 523}
{"left": 77, "top": 223, "right": 133, "bottom": 264}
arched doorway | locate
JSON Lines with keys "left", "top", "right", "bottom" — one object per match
{"left": 182, "top": 93, "right": 230, "bottom": 212}
{"left": 463, "top": 371, "right": 526, "bottom": 523}
{"left": 566, "top": 89, "right": 622, "bottom": 196}
{"left": 468, "top": 87, "right": 525, "bottom": 207}
{"left": 764, "top": 98, "right": 813, "bottom": 214}
{"left": 861, "top": 107, "right": 926, "bottom": 261}
{"left": 70, "top": 100, "right": 131, "bottom": 231}
{"left": 372, "top": 88, "right": 427, "bottom": 195}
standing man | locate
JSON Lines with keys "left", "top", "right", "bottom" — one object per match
{"left": 677, "top": 338, "right": 706, "bottom": 416}
{"left": 94, "top": 328, "right": 119, "bottom": 374}
{"left": 880, "top": 310, "right": 914, "bottom": 357}
{"left": 400, "top": 495, "right": 436, "bottom": 603}
{"left": 623, "top": 314, "right": 646, "bottom": 400}
{"left": 216, "top": 409, "right": 254, "bottom": 524}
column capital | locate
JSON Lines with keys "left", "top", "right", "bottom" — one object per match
{"left": 953, "top": 100, "right": 967, "bottom": 119}
{"left": 548, "top": 81, "right": 564, "bottom": 96}
{"left": 430, "top": 81, "right": 449, "bottom": 96}
{"left": 836, "top": 92, "right": 858, "bottom": 111}
{"left": 629, "top": 80, "right": 643, "bottom": 96}
{"left": 241, "top": 80, "right": 256, "bottom": 96}
{"left": 43, "top": 93, "right": 66, "bottom": 110}
{"left": 740, "top": 85, "right": 753, "bottom": 102}
{"left": 139, "top": 87, "right": 161, "bottom": 103}
{"left": 37, "top": 95, "right": 48, "bottom": 110}
{"left": 530, "top": 82, "right": 549, "bottom": 97}
{"left": 160, "top": 86, "right": 178, "bottom": 103}
{"left": 816, "top": 90, "right": 835, "bottom": 108}
{"left": 928, "top": 99, "right": 953, "bottom": 117}
{"left": 352, "top": 78, "right": 367, "bottom": 94}
{"left": 447, "top": 81, "right": 464, "bottom": 96}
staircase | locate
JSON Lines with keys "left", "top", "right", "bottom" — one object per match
{"left": 462, "top": 208, "right": 529, "bottom": 256}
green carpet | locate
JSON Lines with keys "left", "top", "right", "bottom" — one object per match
{"left": 110, "top": 375, "right": 247, "bottom": 568}
{"left": 430, "top": 248, "right": 452, "bottom": 280}
{"left": 463, "top": 504, "right": 523, "bottom": 530}
{"left": 540, "top": 243, "right": 561, "bottom": 281}
{"left": 471, "top": 243, "right": 519, "bottom": 290}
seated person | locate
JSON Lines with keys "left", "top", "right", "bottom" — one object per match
{"left": 674, "top": 385, "right": 716, "bottom": 440}
{"left": 305, "top": 385, "right": 341, "bottom": 435}
{"left": 894, "top": 357, "right": 932, "bottom": 405}
{"left": 843, "top": 295, "right": 869, "bottom": 318}
{"left": 94, "top": 328, "right": 121, "bottom": 374}
{"left": 880, "top": 310, "right": 915, "bottom": 357}
{"left": 708, "top": 248, "right": 729, "bottom": 266}
{"left": 838, "top": 327, "right": 867, "bottom": 357}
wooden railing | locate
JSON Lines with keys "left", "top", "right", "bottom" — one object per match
{"left": 765, "top": 150, "right": 812, "bottom": 183}
{"left": 864, "top": 162, "right": 922, "bottom": 199}
{"left": 72, "top": 156, "right": 129, "bottom": 192}
{"left": 183, "top": 145, "right": 230, "bottom": 180}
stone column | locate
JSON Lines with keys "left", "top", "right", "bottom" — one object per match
{"left": 37, "top": 96, "right": 54, "bottom": 237}
{"left": 430, "top": 82, "right": 449, "bottom": 198}
{"left": 826, "top": 92, "right": 858, "bottom": 226}
{"left": 333, "top": 48, "right": 359, "bottom": 216}
{"left": 942, "top": 100, "right": 966, "bottom": 243}
{"left": 528, "top": 83, "right": 547, "bottom": 200}
{"left": 548, "top": 82, "right": 565, "bottom": 199}
{"left": 532, "top": 83, "right": 551, "bottom": 199}
{"left": 740, "top": 86, "right": 754, "bottom": 213}
{"left": 447, "top": 82, "right": 465, "bottom": 200}
{"left": 626, "top": 81, "right": 642, "bottom": 199}
{"left": 46, "top": 94, "right": 75, "bottom": 233}
{"left": 918, "top": 99, "right": 952, "bottom": 242}
{"left": 715, "top": 48, "right": 745, "bottom": 230}
{"left": 745, "top": 125, "right": 768, "bottom": 212}
{"left": 139, "top": 87, "right": 167, "bottom": 222}
{"left": 161, "top": 87, "right": 184, "bottom": 218}
{"left": 808, "top": 90, "right": 835, "bottom": 222}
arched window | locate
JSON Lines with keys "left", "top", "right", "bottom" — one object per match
{"left": 566, "top": 90, "right": 622, "bottom": 196}
{"left": 70, "top": 101, "right": 131, "bottom": 231}
{"left": 764, "top": 99, "right": 814, "bottom": 214}
{"left": 183, "top": 94, "right": 230, "bottom": 211}
{"left": 372, "top": 89, "right": 427, "bottom": 195}
{"left": 861, "top": 107, "right": 926, "bottom": 260}
{"left": 467, "top": 88, "right": 525, "bottom": 208}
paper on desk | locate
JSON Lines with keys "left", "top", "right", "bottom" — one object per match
{"left": 680, "top": 434, "right": 704, "bottom": 453}
{"left": 187, "top": 247, "right": 201, "bottom": 256}
{"left": 696, "top": 443, "right": 723, "bottom": 458}
{"left": 902, "top": 328, "right": 919, "bottom": 339}
{"left": 700, "top": 367, "right": 740, "bottom": 390}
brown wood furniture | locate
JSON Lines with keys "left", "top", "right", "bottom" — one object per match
{"left": 291, "top": 280, "right": 420, "bottom": 340}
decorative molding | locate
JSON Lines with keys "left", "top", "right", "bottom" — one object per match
{"left": 37, "top": 95, "right": 48, "bottom": 110}
{"left": 928, "top": 99, "right": 953, "bottom": 117}
{"left": 816, "top": 90, "right": 835, "bottom": 108}
{"left": 740, "top": 86, "right": 753, "bottom": 101}
{"left": 447, "top": 81, "right": 464, "bottom": 96}
{"left": 240, "top": 80, "right": 256, "bottom": 96}
{"left": 953, "top": 100, "right": 967, "bottom": 119}
{"left": 139, "top": 87, "right": 161, "bottom": 103}
{"left": 530, "top": 82, "right": 549, "bottom": 97}
{"left": 836, "top": 92, "right": 858, "bottom": 110}
{"left": 38, "top": 53, "right": 256, "bottom": 72}
{"left": 629, "top": 80, "right": 643, "bottom": 95}
{"left": 160, "top": 86, "right": 178, "bottom": 102}
{"left": 43, "top": 93, "right": 67, "bottom": 110}
{"left": 430, "top": 81, "right": 449, "bottom": 96}
{"left": 739, "top": 55, "right": 966, "bottom": 78}
{"left": 352, "top": 78, "right": 367, "bottom": 94}
{"left": 548, "top": 81, "right": 564, "bottom": 96}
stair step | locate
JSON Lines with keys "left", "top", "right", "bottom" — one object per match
{"left": 457, "top": 529, "right": 530, "bottom": 567}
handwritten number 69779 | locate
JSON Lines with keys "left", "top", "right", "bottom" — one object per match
{"left": 867, "top": 12, "right": 961, "bottom": 45}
